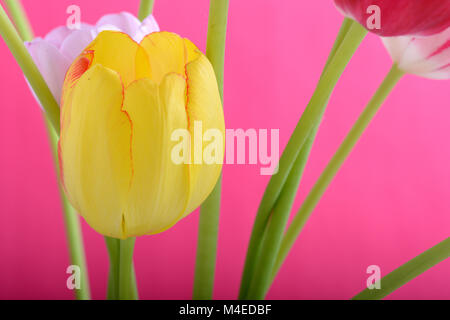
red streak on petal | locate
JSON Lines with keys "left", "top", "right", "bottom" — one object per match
{"left": 68, "top": 51, "right": 93, "bottom": 88}
{"left": 60, "top": 50, "right": 94, "bottom": 109}
{"left": 427, "top": 40, "right": 450, "bottom": 59}
{"left": 117, "top": 73, "right": 135, "bottom": 190}
{"left": 183, "top": 40, "right": 192, "bottom": 130}
{"left": 59, "top": 51, "right": 94, "bottom": 198}
{"left": 436, "top": 62, "right": 450, "bottom": 71}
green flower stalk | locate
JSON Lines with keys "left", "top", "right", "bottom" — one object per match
{"left": 138, "top": 0, "right": 155, "bottom": 21}
{"left": 0, "top": 3, "right": 59, "bottom": 131}
{"left": 271, "top": 65, "right": 405, "bottom": 286}
{"left": 1, "top": 0, "right": 90, "bottom": 300}
{"left": 353, "top": 237, "right": 450, "bottom": 300}
{"left": 240, "top": 19, "right": 367, "bottom": 300}
{"left": 243, "top": 18, "right": 354, "bottom": 300}
{"left": 193, "top": 0, "right": 229, "bottom": 300}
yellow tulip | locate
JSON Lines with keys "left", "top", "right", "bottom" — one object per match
{"left": 58, "top": 31, "right": 225, "bottom": 239}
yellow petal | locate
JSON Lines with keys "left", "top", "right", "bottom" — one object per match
{"left": 84, "top": 31, "right": 150, "bottom": 86}
{"left": 60, "top": 51, "right": 93, "bottom": 119}
{"left": 183, "top": 54, "right": 225, "bottom": 215}
{"left": 123, "top": 74, "right": 190, "bottom": 236}
{"left": 140, "top": 32, "right": 200, "bottom": 83}
{"left": 184, "top": 38, "right": 202, "bottom": 63}
{"left": 59, "top": 64, "right": 132, "bottom": 238}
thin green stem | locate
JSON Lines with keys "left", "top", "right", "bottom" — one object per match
{"left": 105, "top": 237, "right": 120, "bottom": 300}
{"left": 2, "top": 0, "right": 90, "bottom": 300}
{"left": 105, "top": 236, "right": 138, "bottom": 301}
{"left": 243, "top": 18, "right": 354, "bottom": 300}
{"left": 193, "top": 0, "right": 229, "bottom": 300}
{"left": 353, "top": 237, "right": 450, "bottom": 300}
{"left": 323, "top": 18, "right": 353, "bottom": 73}
{"left": 246, "top": 126, "right": 318, "bottom": 300}
{"left": 204, "top": 0, "right": 228, "bottom": 100}
{"left": 239, "top": 19, "right": 367, "bottom": 299}
{"left": 3, "top": 0, "right": 32, "bottom": 40}
{"left": 138, "top": 0, "right": 155, "bottom": 21}
{"left": 194, "top": 178, "right": 223, "bottom": 300}
{"left": 119, "top": 238, "right": 138, "bottom": 300}
{"left": 57, "top": 146, "right": 91, "bottom": 300}
{"left": 0, "top": 3, "right": 60, "bottom": 131}
{"left": 131, "top": 261, "right": 138, "bottom": 298}
{"left": 272, "top": 65, "right": 405, "bottom": 281}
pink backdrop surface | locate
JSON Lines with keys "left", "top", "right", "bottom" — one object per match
{"left": 0, "top": 0, "right": 449, "bottom": 300}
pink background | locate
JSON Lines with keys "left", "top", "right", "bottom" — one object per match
{"left": 0, "top": 0, "right": 449, "bottom": 300}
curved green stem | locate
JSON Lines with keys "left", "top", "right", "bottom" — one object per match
{"left": 0, "top": 3, "right": 60, "bottom": 131}
{"left": 353, "top": 237, "right": 450, "bottom": 300}
{"left": 239, "top": 19, "right": 367, "bottom": 299}
{"left": 246, "top": 127, "right": 318, "bottom": 300}
{"left": 193, "top": 0, "right": 229, "bottom": 300}
{"left": 138, "top": 0, "right": 155, "bottom": 21}
{"left": 243, "top": 18, "right": 354, "bottom": 300}
{"left": 2, "top": 0, "right": 90, "bottom": 300}
{"left": 272, "top": 65, "right": 405, "bottom": 281}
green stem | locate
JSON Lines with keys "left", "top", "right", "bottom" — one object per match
{"left": 118, "top": 238, "right": 138, "bottom": 300}
{"left": 3, "top": 0, "right": 32, "bottom": 40}
{"left": 204, "top": 0, "right": 228, "bottom": 100}
{"left": 353, "top": 237, "right": 450, "bottom": 300}
{"left": 138, "top": 0, "right": 155, "bottom": 21}
{"left": 57, "top": 135, "right": 91, "bottom": 300}
{"left": 0, "top": 3, "right": 60, "bottom": 131}
{"left": 323, "top": 18, "right": 353, "bottom": 73}
{"left": 246, "top": 127, "right": 318, "bottom": 300}
{"left": 3, "top": 0, "right": 90, "bottom": 300}
{"left": 239, "top": 18, "right": 367, "bottom": 299}
{"left": 131, "top": 261, "right": 138, "bottom": 298}
{"left": 105, "top": 237, "right": 139, "bottom": 301}
{"left": 194, "top": 178, "right": 222, "bottom": 300}
{"left": 272, "top": 65, "right": 405, "bottom": 281}
{"left": 243, "top": 18, "right": 354, "bottom": 300}
{"left": 193, "top": 0, "right": 229, "bottom": 300}
{"left": 105, "top": 236, "right": 120, "bottom": 300}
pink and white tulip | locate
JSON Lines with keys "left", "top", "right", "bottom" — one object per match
{"left": 25, "top": 12, "right": 159, "bottom": 104}
{"left": 382, "top": 27, "right": 450, "bottom": 79}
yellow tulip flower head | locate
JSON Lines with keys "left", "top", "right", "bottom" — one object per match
{"left": 58, "top": 31, "right": 225, "bottom": 239}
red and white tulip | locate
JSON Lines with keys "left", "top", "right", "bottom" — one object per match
{"left": 334, "top": 0, "right": 450, "bottom": 36}
{"left": 382, "top": 27, "right": 450, "bottom": 79}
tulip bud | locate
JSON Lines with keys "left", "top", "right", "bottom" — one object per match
{"left": 25, "top": 12, "right": 159, "bottom": 104}
{"left": 58, "top": 31, "right": 225, "bottom": 238}
{"left": 382, "top": 27, "right": 450, "bottom": 79}
{"left": 334, "top": 0, "right": 450, "bottom": 36}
